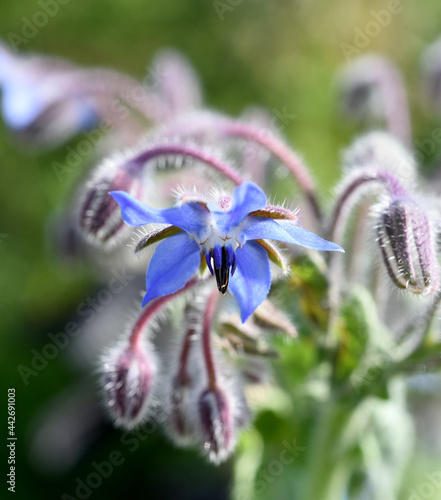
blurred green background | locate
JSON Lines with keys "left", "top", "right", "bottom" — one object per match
{"left": 2, "top": 0, "right": 441, "bottom": 499}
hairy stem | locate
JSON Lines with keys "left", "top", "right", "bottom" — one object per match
{"left": 328, "top": 170, "right": 407, "bottom": 243}
{"left": 222, "top": 121, "right": 321, "bottom": 221}
{"left": 132, "top": 144, "right": 244, "bottom": 185}
{"left": 130, "top": 278, "right": 201, "bottom": 348}
{"left": 202, "top": 289, "right": 221, "bottom": 389}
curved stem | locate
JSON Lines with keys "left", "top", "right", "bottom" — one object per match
{"left": 326, "top": 170, "right": 408, "bottom": 347}
{"left": 132, "top": 144, "right": 244, "bottom": 186}
{"left": 64, "top": 68, "right": 167, "bottom": 124}
{"left": 327, "top": 170, "right": 407, "bottom": 243}
{"left": 202, "top": 289, "right": 221, "bottom": 389}
{"left": 221, "top": 122, "right": 322, "bottom": 221}
{"left": 177, "top": 323, "right": 196, "bottom": 384}
{"left": 396, "top": 291, "right": 441, "bottom": 360}
{"left": 160, "top": 113, "right": 321, "bottom": 221}
{"left": 129, "top": 277, "right": 201, "bottom": 349}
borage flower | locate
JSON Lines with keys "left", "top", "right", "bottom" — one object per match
{"left": 0, "top": 44, "right": 99, "bottom": 144}
{"left": 111, "top": 181, "right": 343, "bottom": 322}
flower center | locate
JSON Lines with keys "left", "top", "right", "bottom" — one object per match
{"left": 215, "top": 247, "right": 229, "bottom": 294}
{"left": 205, "top": 245, "right": 236, "bottom": 294}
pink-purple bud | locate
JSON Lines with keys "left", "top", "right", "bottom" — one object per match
{"left": 151, "top": 49, "right": 202, "bottom": 118}
{"left": 377, "top": 197, "right": 439, "bottom": 294}
{"left": 166, "top": 374, "right": 196, "bottom": 445}
{"left": 102, "top": 342, "right": 155, "bottom": 428}
{"left": 337, "top": 54, "right": 411, "bottom": 144}
{"left": 198, "top": 386, "right": 234, "bottom": 464}
{"left": 79, "top": 162, "right": 142, "bottom": 247}
{"left": 342, "top": 131, "right": 416, "bottom": 186}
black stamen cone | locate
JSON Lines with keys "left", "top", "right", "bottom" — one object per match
{"left": 214, "top": 247, "right": 229, "bottom": 294}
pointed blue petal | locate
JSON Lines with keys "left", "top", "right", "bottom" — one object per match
{"left": 243, "top": 217, "right": 299, "bottom": 242}
{"left": 164, "top": 203, "right": 210, "bottom": 235}
{"left": 243, "top": 217, "right": 344, "bottom": 252}
{"left": 142, "top": 232, "right": 200, "bottom": 306}
{"left": 110, "top": 190, "right": 169, "bottom": 226}
{"left": 277, "top": 222, "right": 344, "bottom": 252}
{"left": 110, "top": 191, "right": 208, "bottom": 235}
{"left": 229, "top": 241, "right": 271, "bottom": 323}
{"left": 228, "top": 182, "right": 267, "bottom": 226}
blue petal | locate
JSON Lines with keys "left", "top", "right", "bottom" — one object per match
{"left": 74, "top": 100, "right": 100, "bottom": 130}
{"left": 243, "top": 217, "right": 344, "bottom": 252}
{"left": 142, "top": 232, "right": 201, "bottom": 306}
{"left": 213, "top": 246, "right": 222, "bottom": 269}
{"left": 110, "top": 191, "right": 208, "bottom": 235}
{"left": 243, "top": 217, "right": 298, "bottom": 242}
{"left": 1, "top": 83, "right": 45, "bottom": 129}
{"left": 228, "top": 182, "right": 267, "bottom": 226}
{"left": 277, "top": 222, "right": 344, "bottom": 252}
{"left": 229, "top": 241, "right": 271, "bottom": 323}
{"left": 111, "top": 191, "right": 166, "bottom": 225}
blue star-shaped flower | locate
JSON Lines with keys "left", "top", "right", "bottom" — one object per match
{"left": 0, "top": 45, "right": 97, "bottom": 132}
{"left": 111, "top": 182, "right": 343, "bottom": 322}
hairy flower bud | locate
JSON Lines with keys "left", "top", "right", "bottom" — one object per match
{"left": 337, "top": 54, "right": 411, "bottom": 144}
{"left": 342, "top": 131, "right": 416, "bottom": 186}
{"left": 166, "top": 374, "right": 197, "bottom": 445}
{"left": 376, "top": 197, "right": 439, "bottom": 294}
{"left": 0, "top": 44, "right": 99, "bottom": 148}
{"left": 198, "top": 386, "right": 234, "bottom": 464}
{"left": 79, "top": 159, "right": 143, "bottom": 248}
{"left": 151, "top": 49, "right": 202, "bottom": 118}
{"left": 102, "top": 342, "right": 155, "bottom": 428}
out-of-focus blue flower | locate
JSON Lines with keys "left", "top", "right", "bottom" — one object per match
{"left": 0, "top": 43, "right": 98, "bottom": 144}
{"left": 111, "top": 182, "right": 343, "bottom": 321}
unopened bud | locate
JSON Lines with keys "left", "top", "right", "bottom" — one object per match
{"left": 79, "top": 160, "right": 142, "bottom": 248}
{"left": 198, "top": 386, "right": 234, "bottom": 464}
{"left": 338, "top": 55, "right": 386, "bottom": 122}
{"left": 342, "top": 131, "right": 416, "bottom": 186}
{"left": 102, "top": 342, "right": 155, "bottom": 428}
{"left": 166, "top": 374, "right": 197, "bottom": 446}
{"left": 377, "top": 197, "right": 439, "bottom": 294}
{"left": 150, "top": 49, "right": 202, "bottom": 117}
{"left": 337, "top": 54, "right": 410, "bottom": 144}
